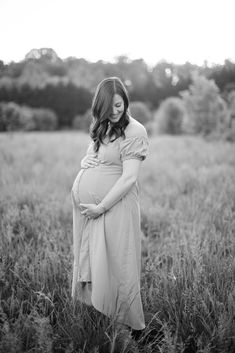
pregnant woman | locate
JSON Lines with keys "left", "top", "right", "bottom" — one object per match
{"left": 71, "top": 77, "right": 150, "bottom": 332}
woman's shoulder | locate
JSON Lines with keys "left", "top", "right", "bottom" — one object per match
{"left": 124, "top": 116, "right": 148, "bottom": 139}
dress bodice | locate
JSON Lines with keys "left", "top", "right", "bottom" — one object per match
{"left": 86, "top": 133, "right": 149, "bottom": 168}
{"left": 86, "top": 137, "right": 123, "bottom": 167}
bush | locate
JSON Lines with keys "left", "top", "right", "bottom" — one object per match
{"left": 154, "top": 97, "right": 186, "bottom": 135}
{"left": 228, "top": 90, "right": 235, "bottom": 123}
{"left": 32, "top": 108, "right": 58, "bottom": 130}
{"left": 72, "top": 109, "right": 92, "bottom": 132}
{"left": 18, "top": 106, "right": 36, "bottom": 131}
{"left": 0, "top": 102, "right": 58, "bottom": 131}
{"left": 180, "top": 73, "right": 231, "bottom": 136}
{"left": 0, "top": 102, "right": 22, "bottom": 131}
{"left": 129, "top": 101, "right": 152, "bottom": 126}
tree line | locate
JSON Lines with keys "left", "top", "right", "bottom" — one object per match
{"left": 0, "top": 48, "right": 235, "bottom": 140}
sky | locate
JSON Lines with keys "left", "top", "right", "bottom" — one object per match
{"left": 1, "top": 0, "right": 235, "bottom": 67}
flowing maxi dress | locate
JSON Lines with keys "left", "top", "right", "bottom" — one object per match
{"left": 71, "top": 122, "right": 149, "bottom": 330}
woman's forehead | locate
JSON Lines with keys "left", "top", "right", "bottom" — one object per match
{"left": 112, "top": 94, "right": 123, "bottom": 104}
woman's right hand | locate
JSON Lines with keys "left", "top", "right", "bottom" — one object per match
{"left": 81, "top": 154, "right": 102, "bottom": 169}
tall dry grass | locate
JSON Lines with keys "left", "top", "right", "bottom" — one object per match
{"left": 0, "top": 131, "right": 235, "bottom": 353}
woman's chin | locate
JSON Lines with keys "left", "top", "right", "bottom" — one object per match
{"left": 110, "top": 115, "right": 123, "bottom": 123}
{"left": 109, "top": 118, "right": 120, "bottom": 124}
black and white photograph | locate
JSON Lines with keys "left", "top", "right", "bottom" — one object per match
{"left": 0, "top": 0, "right": 235, "bottom": 352}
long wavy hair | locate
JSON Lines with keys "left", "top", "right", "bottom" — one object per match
{"left": 89, "top": 77, "right": 130, "bottom": 153}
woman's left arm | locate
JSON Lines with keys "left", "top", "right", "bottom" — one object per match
{"left": 100, "top": 158, "right": 142, "bottom": 208}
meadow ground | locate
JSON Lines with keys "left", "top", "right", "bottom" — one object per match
{"left": 0, "top": 131, "right": 235, "bottom": 353}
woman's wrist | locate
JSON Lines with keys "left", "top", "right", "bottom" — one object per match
{"left": 96, "top": 202, "right": 107, "bottom": 214}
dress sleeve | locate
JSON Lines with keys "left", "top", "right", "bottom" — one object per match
{"left": 119, "top": 135, "right": 150, "bottom": 162}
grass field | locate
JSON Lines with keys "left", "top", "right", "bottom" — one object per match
{"left": 0, "top": 131, "right": 235, "bottom": 353}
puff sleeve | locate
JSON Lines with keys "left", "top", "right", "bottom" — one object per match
{"left": 119, "top": 133, "right": 149, "bottom": 162}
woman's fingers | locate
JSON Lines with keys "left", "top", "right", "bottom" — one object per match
{"left": 89, "top": 159, "right": 100, "bottom": 164}
{"left": 83, "top": 161, "right": 99, "bottom": 167}
{"left": 81, "top": 156, "right": 103, "bottom": 168}
{"left": 86, "top": 156, "right": 100, "bottom": 163}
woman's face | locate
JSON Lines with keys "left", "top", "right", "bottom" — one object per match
{"left": 108, "top": 94, "right": 124, "bottom": 123}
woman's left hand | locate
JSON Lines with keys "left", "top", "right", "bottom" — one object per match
{"left": 79, "top": 203, "right": 103, "bottom": 219}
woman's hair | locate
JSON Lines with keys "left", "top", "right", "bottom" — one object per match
{"left": 89, "top": 77, "right": 130, "bottom": 153}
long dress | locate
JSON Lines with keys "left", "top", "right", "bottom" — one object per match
{"left": 71, "top": 121, "right": 149, "bottom": 330}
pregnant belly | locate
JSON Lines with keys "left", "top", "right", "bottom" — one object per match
{"left": 71, "top": 165, "right": 122, "bottom": 206}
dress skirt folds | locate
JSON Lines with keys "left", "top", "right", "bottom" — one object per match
{"left": 71, "top": 124, "right": 149, "bottom": 330}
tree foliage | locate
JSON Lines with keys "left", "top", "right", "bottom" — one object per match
{"left": 180, "top": 73, "right": 231, "bottom": 136}
{"left": 72, "top": 109, "right": 93, "bottom": 132}
{"left": 0, "top": 82, "right": 92, "bottom": 128}
{"left": 1, "top": 49, "right": 235, "bottom": 132}
{"left": 155, "top": 97, "right": 186, "bottom": 135}
{"left": 129, "top": 101, "right": 152, "bottom": 125}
